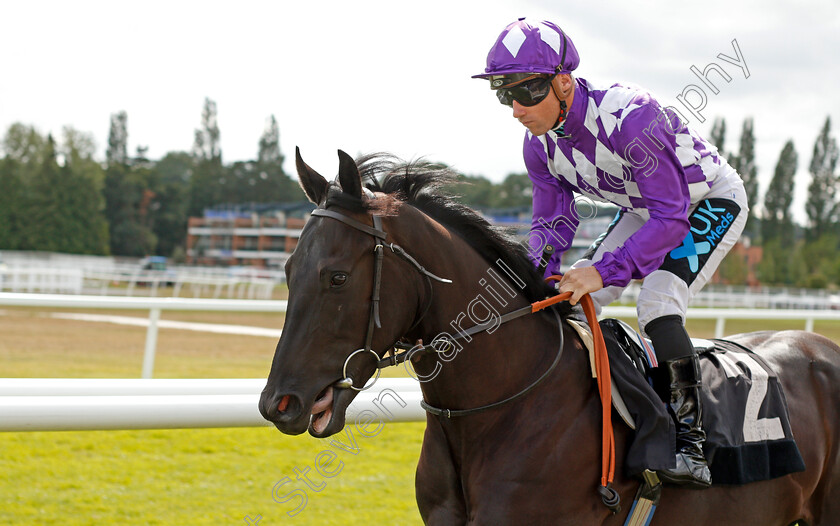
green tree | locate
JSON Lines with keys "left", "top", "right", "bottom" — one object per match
{"left": 103, "top": 163, "right": 156, "bottom": 257}
{"left": 102, "top": 114, "right": 156, "bottom": 256}
{"left": 756, "top": 239, "right": 780, "bottom": 284}
{"left": 189, "top": 97, "right": 225, "bottom": 216}
{"left": 805, "top": 116, "right": 839, "bottom": 240}
{"left": 758, "top": 238, "right": 805, "bottom": 286}
{"left": 717, "top": 249, "right": 748, "bottom": 285}
{"left": 227, "top": 160, "right": 258, "bottom": 203}
{"left": 258, "top": 115, "right": 282, "bottom": 167}
{"left": 0, "top": 157, "right": 25, "bottom": 249}
{"left": 20, "top": 134, "right": 107, "bottom": 254}
{"left": 709, "top": 117, "right": 727, "bottom": 158}
{"left": 447, "top": 171, "right": 536, "bottom": 209}
{"left": 149, "top": 152, "right": 192, "bottom": 257}
{"left": 495, "top": 172, "right": 533, "bottom": 208}
{"left": 61, "top": 126, "right": 97, "bottom": 167}
{"left": 451, "top": 173, "right": 497, "bottom": 208}
{"left": 224, "top": 115, "right": 298, "bottom": 205}
{"left": 22, "top": 135, "right": 64, "bottom": 251}
{"left": 732, "top": 118, "right": 758, "bottom": 238}
{"left": 799, "top": 233, "right": 840, "bottom": 288}
{"left": 2, "top": 123, "right": 47, "bottom": 168}
{"left": 254, "top": 115, "right": 301, "bottom": 203}
{"left": 60, "top": 127, "right": 109, "bottom": 254}
{"left": 1, "top": 124, "right": 48, "bottom": 249}
{"left": 61, "top": 126, "right": 106, "bottom": 192}
{"left": 762, "top": 140, "right": 797, "bottom": 243}
{"left": 58, "top": 159, "right": 110, "bottom": 254}
{"left": 107, "top": 111, "right": 129, "bottom": 166}
{"left": 193, "top": 98, "right": 221, "bottom": 161}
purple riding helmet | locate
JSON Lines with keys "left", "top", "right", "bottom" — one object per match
{"left": 473, "top": 18, "right": 580, "bottom": 81}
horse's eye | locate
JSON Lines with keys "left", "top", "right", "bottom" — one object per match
{"left": 330, "top": 273, "right": 348, "bottom": 288}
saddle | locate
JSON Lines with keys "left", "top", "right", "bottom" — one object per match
{"left": 574, "top": 318, "right": 806, "bottom": 485}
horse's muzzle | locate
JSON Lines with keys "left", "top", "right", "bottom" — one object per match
{"left": 258, "top": 388, "right": 308, "bottom": 434}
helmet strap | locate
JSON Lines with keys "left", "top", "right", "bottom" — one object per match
{"left": 551, "top": 104, "right": 569, "bottom": 137}
{"left": 550, "top": 81, "right": 570, "bottom": 137}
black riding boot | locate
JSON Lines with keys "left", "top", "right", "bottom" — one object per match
{"left": 646, "top": 316, "right": 712, "bottom": 489}
{"left": 657, "top": 355, "right": 712, "bottom": 488}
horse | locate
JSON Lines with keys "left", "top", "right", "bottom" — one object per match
{"left": 259, "top": 148, "right": 840, "bottom": 525}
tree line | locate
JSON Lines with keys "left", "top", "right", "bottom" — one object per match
{"left": 0, "top": 101, "right": 837, "bottom": 288}
{"left": 0, "top": 98, "right": 304, "bottom": 259}
{"left": 706, "top": 115, "right": 839, "bottom": 288}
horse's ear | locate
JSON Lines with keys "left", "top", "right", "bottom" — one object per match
{"left": 295, "top": 147, "right": 329, "bottom": 204}
{"left": 337, "top": 150, "right": 362, "bottom": 199}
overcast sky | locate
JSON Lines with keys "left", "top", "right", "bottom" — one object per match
{"left": 1, "top": 0, "right": 838, "bottom": 223}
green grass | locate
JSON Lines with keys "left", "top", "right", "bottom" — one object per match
{"left": 0, "top": 307, "right": 424, "bottom": 525}
{"left": 2, "top": 307, "right": 839, "bottom": 525}
{"left": 0, "top": 425, "right": 426, "bottom": 525}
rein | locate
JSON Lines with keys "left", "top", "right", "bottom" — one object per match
{"left": 309, "top": 205, "right": 618, "bottom": 512}
{"left": 409, "top": 284, "right": 617, "bottom": 509}
{"left": 418, "top": 306, "right": 565, "bottom": 418}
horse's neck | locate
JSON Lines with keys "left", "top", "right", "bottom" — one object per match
{"left": 385, "top": 206, "right": 517, "bottom": 340}
{"left": 394, "top": 218, "right": 532, "bottom": 356}
{"left": 384, "top": 206, "right": 594, "bottom": 417}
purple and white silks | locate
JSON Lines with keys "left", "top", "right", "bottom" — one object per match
{"left": 525, "top": 77, "right": 730, "bottom": 287}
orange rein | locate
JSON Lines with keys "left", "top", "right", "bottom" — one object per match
{"left": 531, "top": 279, "right": 616, "bottom": 492}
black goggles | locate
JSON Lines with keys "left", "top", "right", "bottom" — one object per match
{"left": 490, "top": 74, "right": 555, "bottom": 107}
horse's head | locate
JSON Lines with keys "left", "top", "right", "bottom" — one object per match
{"left": 259, "top": 148, "right": 426, "bottom": 437}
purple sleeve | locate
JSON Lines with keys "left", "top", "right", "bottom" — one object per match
{"left": 523, "top": 134, "right": 579, "bottom": 277}
{"left": 592, "top": 103, "right": 691, "bottom": 287}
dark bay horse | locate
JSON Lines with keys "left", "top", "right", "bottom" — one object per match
{"left": 259, "top": 149, "right": 840, "bottom": 525}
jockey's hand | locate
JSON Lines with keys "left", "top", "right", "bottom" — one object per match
{"left": 557, "top": 266, "right": 604, "bottom": 306}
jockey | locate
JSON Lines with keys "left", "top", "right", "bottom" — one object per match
{"left": 474, "top": 18, "right": 748, "bottom": 488}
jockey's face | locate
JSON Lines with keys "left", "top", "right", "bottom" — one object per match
{"left": 512, "top": 74, "right": 574, "bottom": 136}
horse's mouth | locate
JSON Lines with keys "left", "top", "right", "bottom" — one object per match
{"left": 264, "top": 378, "right": 357, "bottom": 437}
{"left": 306, "top": 381, "right": 357, "bottom": 437}
{"left": 309, "top": 385, "right": 336, "bottom": 435}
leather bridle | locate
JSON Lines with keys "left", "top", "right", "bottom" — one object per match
{"left": 309, "top": 207, "right": 451, "bottom": 391}
{"left": 308, "top": 205, "right": 566, "bottom": 418}
{"left": 307, "top": 200, "right": 619, "bottom": 512}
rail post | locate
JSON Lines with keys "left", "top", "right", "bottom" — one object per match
{"left": 141, "top": 308, "right": 161, "bottom": 378}
{"left": 715, "top": 317, "right": 726, "bottom": 339}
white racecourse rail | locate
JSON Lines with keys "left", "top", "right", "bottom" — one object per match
{"left": 0, "top": 292, "right": 287, "bottom": 379}
{"left": 1, "top": 292, "right": 839, "bottom": 378}
{"left": 0, "top": 378, "right": 425, "bottom": 432}
{"left": 2, "top": 292, "right": 840, "bottom": 432}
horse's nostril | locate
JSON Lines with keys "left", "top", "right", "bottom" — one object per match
{"left": 277, "top": 395, "right": 291, "bottom": 413}
{"left": 266, "top": 392, "right": 302, "bottom": 422}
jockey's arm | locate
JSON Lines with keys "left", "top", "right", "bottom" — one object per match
{"left": 524, "top": 136, "right": 579, "bottom": 277}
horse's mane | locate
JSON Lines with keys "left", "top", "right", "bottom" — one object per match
{"left": 325, "top": 153, "right": 567, "bottom": 310}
